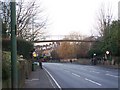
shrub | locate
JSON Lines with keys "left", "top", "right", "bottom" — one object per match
{"left": 17, "top": 38, "right": 34, "bottom": 59}
{"left": 2, "top": 51, "right": 11, "bottom": 80}
{"left": 2, "top": 38, "right": 34, "bottom": 59}
{"left": 2, "top": 38, "right": 11, "bottom": 51}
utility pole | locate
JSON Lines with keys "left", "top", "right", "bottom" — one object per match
{"left": 0, "top": 1, "right": 2, "bottom": 90}
{"left": 10, "top": 0, "right": 18, "bottom": 88}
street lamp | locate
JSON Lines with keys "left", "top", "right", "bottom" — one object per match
{"left": 105, "top": 50, "right": 112, "bottom": 63}
{"left": 93, "top": 53, "right": 96, "bottom": 56}
{"left": 106, "top": 51, "right": 110, "bottom": 55}
{"left": 105, "top": 51, "right": 109, "bottom": 60}
{"left": 92, "top": 53, "right": 97, "bottom": 65}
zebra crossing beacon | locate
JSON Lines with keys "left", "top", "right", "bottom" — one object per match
{"left": 31, "top": 49, "right": 43, "bottom": 69}
{"left": 32, "top": 51, "right": 37, "bottom": 58}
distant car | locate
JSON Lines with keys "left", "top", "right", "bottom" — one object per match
{"left": 33, "top": 62, "right": 39, "bottom": 66}
{"left": 42, "top": 59, "right": 47, "bottom": 62}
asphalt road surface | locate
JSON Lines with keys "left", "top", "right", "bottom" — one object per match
{"left": 43, "top": 62, "right": 119, "bottom": 89}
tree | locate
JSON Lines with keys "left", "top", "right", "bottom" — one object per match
{"left": 1, "top": 2, "right": 11, "bottom": 38}
{"left": 64, "top": 32, "right": 94, "bottom": 58}
{"left": 89, "top": 20, "right": 119, "bottom": 59}
{"left": 89, "top": 3, "right": 117, "bottom": 57}
{"left": 66, "top": 32, "right": 84, "bottom": 41}
{"left": 51, "top": 50, "right": 59, "bottom": 60}
{"left": 76, "top": 36, "right": 97, "bottom": 58}
{"left": 57, "top": 42, "right": 75, "bottom": 59}
{"left": 1, "top": 0, "right": 48, "bottom": 41}
{"left": 95, "top": 3, "right": 113, "bottom": 37}
{"left": 106, "top": 20, "right": 119, "bottom": 56}
{"left": 64, "top": 32, "right": 83, "bottom": 58}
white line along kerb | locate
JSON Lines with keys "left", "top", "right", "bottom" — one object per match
{"left": 44, "top": 67, "right": 62, "bottom": 90}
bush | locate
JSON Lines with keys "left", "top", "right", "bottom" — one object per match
{"left": 17, "top": 38, "right": 33, "bottom": 59}
{"left": 2, "top": 38, "right": 11, "bottom": 51}
{"left": 2, "top": 51, "right": 33, "bottom": 88}
{"left": 2, "top": 38, "right": 34, "bottom": 59}
{"left": 2, "top": 51, "right": 11, "bottom": 80}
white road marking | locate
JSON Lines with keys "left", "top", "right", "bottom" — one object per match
{"left": 25, "top": 78, "right": 39, "bottom": 82}
{"left": 72, "top": 73, "right": 81, "bottom": 77}
{"left": 44, "top": 67, "right": 62, "bottom": 90}
{"left": 105, "top": 74, "right": 118, "bottom": 78}
{"left": 65, "top": 70, "right": 70, "bottom": 72}
{"left": 31, "top": 79, "right": 39, "bottom": 81}
{"left": 63, "top": 69, "right": 70, "bottom": 72}
{"left": 45, "top": 71, "right": 56, "bottom": 88}
{"left": 85, "top": 78, "right": 102, "bottom": 86}
{"left": 90, "top": 71, "right": 100, "bottom": 74}
{"left": 25, "top": 80, "right": 33, "bottom": 82}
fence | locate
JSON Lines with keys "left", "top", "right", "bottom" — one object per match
{"left": 2, "top": 59, "right": 32, "bottom": 88}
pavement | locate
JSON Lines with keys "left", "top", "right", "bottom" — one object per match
{"left": 23, "top": 65, "right": 56, "bottom": 88}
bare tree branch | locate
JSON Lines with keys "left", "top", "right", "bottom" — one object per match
{"left": 2, "top": 0, "right": 48, "bottom": 41}
{"left": 95, "top": 3, "right": 113, "bottom": 37}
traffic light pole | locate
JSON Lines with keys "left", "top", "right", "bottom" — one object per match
{"left": 10, "top": 1, "right": 18, "bottom": 88}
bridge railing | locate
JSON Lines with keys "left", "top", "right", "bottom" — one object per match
{"left": 34, "top": 35, "right": 99, "bottom": 43}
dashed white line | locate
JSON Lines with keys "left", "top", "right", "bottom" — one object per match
{"left": 64, "top": 70, "right": 70, "bottom": 72}
{"left": 85, "top": 78, "right": 102, "bottom": 86}
{"left": 72, "top": 73, "right": 81, "bottom": 77}
{"left": 25, "top": 78, "right": 39, "bottom": 82}
{"left": 31, "top": 79, "right": 39, "bottom": 81}
{"left": 105, "top": 74, "right": 118, "bottom": 78}
{"left": 90, "top": 71, "right": 100, "bottom": 74}
{"left": 43, "top": 67, "right": 62, "bottom": 90}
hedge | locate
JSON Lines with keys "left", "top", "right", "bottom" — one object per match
{"left": 2, "top": 38, "right": 34, "bottom": 59}
{"left": 2, "top": 51, "right": 33, "bottom": 88}
{"left": 2, "top": 51, "right": 11, "bottom": 80}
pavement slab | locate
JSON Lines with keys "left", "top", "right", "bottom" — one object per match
{"left": 23, "top": 67, "right": 54, "bottom": 88}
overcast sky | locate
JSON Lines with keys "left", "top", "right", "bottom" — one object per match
{"left": 40, "top": 0, "right": 119, "bottom": 36}
{"left": 2, "top": 0, "right": 119, "bottom": 37}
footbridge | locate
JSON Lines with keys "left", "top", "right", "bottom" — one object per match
{"left": 34, "top": 35, "right": 100, "bottom": 51}
{"left": 33, "top": 35, "right": 100, "bottom": 43}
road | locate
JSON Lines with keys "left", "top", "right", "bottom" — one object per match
{"left": 43, "top": 63, "right": 119, "bottom": 88}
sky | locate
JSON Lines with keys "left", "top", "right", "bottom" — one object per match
{"left": 40, "top": 0, "right": 119, "bottom": 36}
{"left": 1, "top": 0, "right": 119, "bottom": 41}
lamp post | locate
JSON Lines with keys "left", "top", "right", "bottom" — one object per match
{"left": 105, "top": 51, "right": 109, "bottom": 60}
{"left": 106, "top": 50, "right": 112, "bottom": 64}
{"left": 10, "top": 1, "right": 18, "bottom": 88}
{"left": 106, "top": 51, "right": 109, "bottom": 55}
{"left": 93, "top": 53, "right": 96, "bottom": 56}
{"left": 106, "top": 51, "right": 110, "bottom": 60}
{"left": 92, "top": 53, "right": 96, "bottom": 65}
